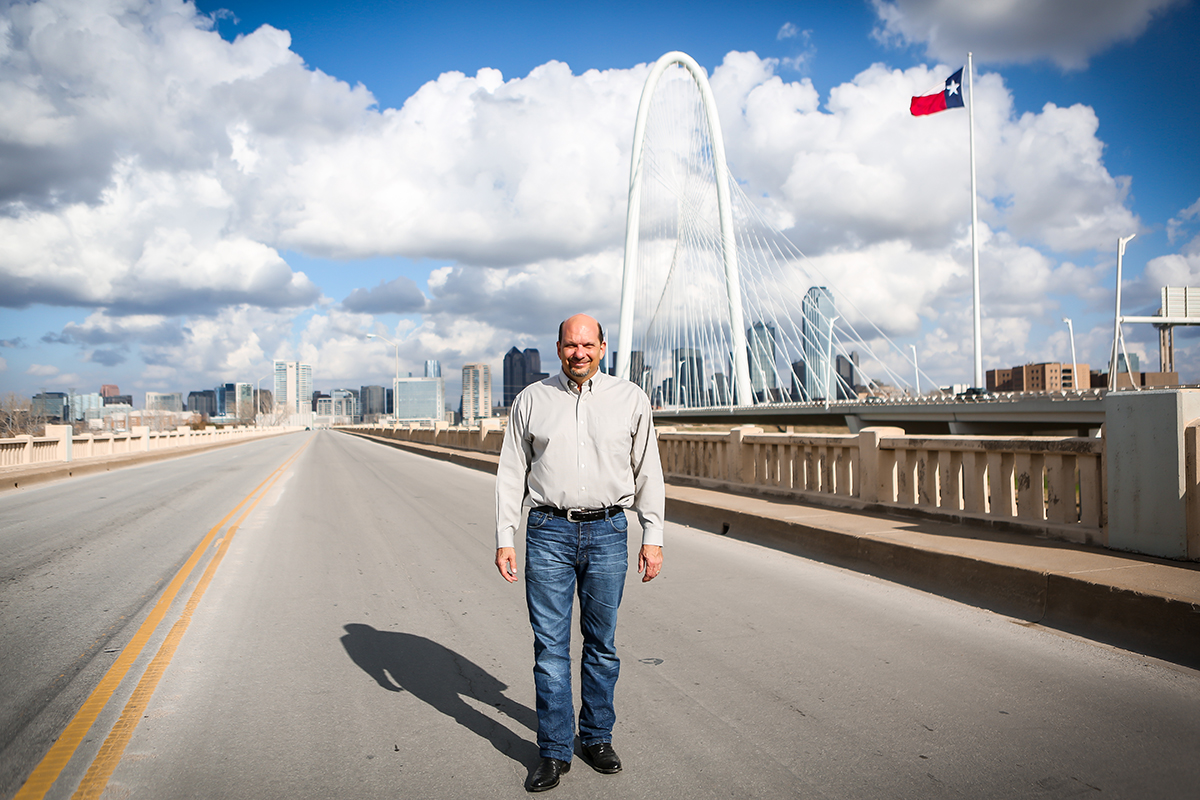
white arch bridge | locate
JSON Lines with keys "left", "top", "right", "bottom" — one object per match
{"left": 614, "top": 51, "right": 923, "bottom": 410}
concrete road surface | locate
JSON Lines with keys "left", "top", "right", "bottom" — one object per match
{"left": 3, "top": 429, "right": 1199, "bottom": 799}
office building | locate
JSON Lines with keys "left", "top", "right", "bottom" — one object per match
{"left": 987, "top": 362, "right": 1091, "bottom": 393}
{"left": 145, "top": 392, "right": 183, "bottom": 412}
{"left": 747, "top": 321, "right": 777, "bottom": 402}
{"left": 32, "top": 392, "right": 68, "bottom": 421}
{"left": 802, "top": 287, "right": 836, "bottom": 401}
{"left": 70, "top": 393, "right": 103, "bottom": 421}
{"left": 672, "top": 348, "right": 704, "bottom": 407}
{"left": 359, "top": 385, "right": 387, "bottom": 420}
{"left": 503, "top": 347, "right": 548, "bottom": 406}
{"left": 424, "top": 360, "right": 442, "bottom": 378}
{"left": 187, "top": 390, "right": 217, "bottom": 417}
{"left": 393, "top": 375, "right": 444, "bottom": 422}
{"left": 835, "top": 352, "right": 859, "bottom": 400}
{"left": 273, "top": 360, "right": 313, "bottom": 417}
{"left": 462, "top": 363, "right": 492, "bottom": 424}
{"left": 100, "top": 385, "right": 120, "bottom": 398}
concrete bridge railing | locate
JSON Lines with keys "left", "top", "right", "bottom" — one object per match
{"left": 344, "top": 389, "right": 1200, "bottom": 561}
{"left": 0, "top": 424, "right": 300, "bottom": 468}
{"left": 657, "top": 427, "right": 1106, "bottom": 547}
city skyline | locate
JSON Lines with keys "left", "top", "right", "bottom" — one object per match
{"left": 3, "top": 1, "right": 1200, "bottom": 401}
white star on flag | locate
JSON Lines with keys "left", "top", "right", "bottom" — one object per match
{"left": 946, "top": 79, "right": 960, "bottom": 96}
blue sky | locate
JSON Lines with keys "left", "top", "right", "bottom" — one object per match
{"left": 2, "top": 0, "right": 1198, "bottom": 404}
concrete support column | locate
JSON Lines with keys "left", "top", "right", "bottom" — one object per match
{"left": 45, "top": 424, "right": 73, "bottom": 463}
{"left": 1106, "top": 389, "right": 1200, "bottom": 559}
{"left": 857, "top": 427, "right": 904, "bottom": 504}
{"left": 132, "top": 425, "right": 150, "bottom": 452}
{"left": 17, "top": 434, "right": 33, "bottom": 464}
{"left": 479, "top": 419, "right": 501, "bottom": 452}
{"left": 728, "top": 426, "right": 761, "bottom": 484}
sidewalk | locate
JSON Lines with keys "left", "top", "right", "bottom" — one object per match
{"left": 343, "top": 429, "right": 1200, "bottom": 670}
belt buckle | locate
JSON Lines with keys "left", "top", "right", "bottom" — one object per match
{"left": 566, "top": 508, "right": 586, "bottom": 523}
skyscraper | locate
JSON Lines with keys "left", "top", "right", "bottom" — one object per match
{"left": 273, "top": 360, "right": 313, "bottom": 418}
{"left": 393, "top": 376, "right": 443, "bottom": 422}
{"left": 802, "top": 287, "right": 836, "bottom": 401}
{"left": 462, "top": 363, "right": 492, "bottom": 424}
{"left": 424, "top": 360, "right": 442, "bottom": 378}
{"left": 359, "top": 385, "right": 387, "bottom": 420}
{"left": 673, "top": 348, "right": 704, "bottom": 407}
{"left": 145, "top": 392, "right": 183, "bottom": 412}
{"left": 747, "top": 322, "right": 777, "bottom": 402}
{"left": 503, "top": 347, "right": 548, "bottom": 406}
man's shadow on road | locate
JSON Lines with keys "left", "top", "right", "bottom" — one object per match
{"left": 340, "top": 623, "right": 538, "bottom": 766}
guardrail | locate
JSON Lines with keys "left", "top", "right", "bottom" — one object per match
{"left": 343, "top": 391, "right": 1200, "bottom": 561}
{"left": 0, "top": 424, "right": 299, "bottom": 469}
{"left": 657, "top": 425, "right": 1107, "bottom": 546}
{"left": 341, "top": 422, "right": 505, "bottom": 454}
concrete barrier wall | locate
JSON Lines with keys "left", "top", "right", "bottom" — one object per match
{"left": 342, "top": 390, "right": 1200, "bottom": 561}
{"left": 0, "top": 424, "right": 300, "bottom": 467}
{"left": 343, "top": 422, "right": 504, "bottom": 454}
{"left": 658, "top": 426, "right": 1107, "bottom": 547}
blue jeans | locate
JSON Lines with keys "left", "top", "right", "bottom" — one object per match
{"left": 525, "top": 509, "right": 629, "bottom": 762}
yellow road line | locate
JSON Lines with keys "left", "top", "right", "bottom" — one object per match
{"left": 71, "top": 442, "right": 304, "bottom": 799}
{"left": 14, "top": 440, "right": 309, "bottom": 800}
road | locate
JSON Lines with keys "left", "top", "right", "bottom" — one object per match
{"left": 2, "top": 429, "right": 1198, "bottom": 799}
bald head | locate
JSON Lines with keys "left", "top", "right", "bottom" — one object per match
{"left": 556, "top": 314, "right": 607, "bottom": 386}
{"left": 558, "top": 314, "right": 604, "bottom": 345}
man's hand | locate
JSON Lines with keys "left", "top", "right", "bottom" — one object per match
{"left": 495, "top": 547, "right": 519, "bottom": 583}
{"left": 638, "top": 545, "right": 663, "bottom": 582}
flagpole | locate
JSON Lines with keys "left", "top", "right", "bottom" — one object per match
{"left": 968, "top": 51, "right": 983, "bottom": 389}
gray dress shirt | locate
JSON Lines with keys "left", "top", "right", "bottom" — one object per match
{"left": 495, "top": 369, "right": 665, "bottom": 549}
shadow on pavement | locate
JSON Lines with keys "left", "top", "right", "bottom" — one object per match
{"left": 340, "top": 623, "right": 538, "bottom": 765}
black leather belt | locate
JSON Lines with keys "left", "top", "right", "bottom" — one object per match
{"left": 533, "top": 505, "right": 624, "bottom": 523}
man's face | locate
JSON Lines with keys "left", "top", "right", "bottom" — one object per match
{"left": 557, "top": 318, "right": 606, "bottom": 385}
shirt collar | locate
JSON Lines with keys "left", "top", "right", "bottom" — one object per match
{"left": 558, "top": 367, "right": 605, "bottom": 394}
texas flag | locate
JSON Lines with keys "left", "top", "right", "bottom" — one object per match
{"left": 910, "top": 68, "right": 965, "bottom": 116}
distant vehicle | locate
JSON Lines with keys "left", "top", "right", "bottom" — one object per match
{"left": 956, "top": 387, "right": 994, "bottom": 400}
{"left": 862, "top": 395, "right": 886, "bottom": 404}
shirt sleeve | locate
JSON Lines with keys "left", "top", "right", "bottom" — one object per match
{"left": 629, "top": 391, "right": 665, "bottom": 547}
{"left": 494, "top": 394, "right": 532, "bottom": 549}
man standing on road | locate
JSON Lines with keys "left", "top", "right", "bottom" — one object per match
{"left": 495, "top": 313, "right": 664, "bottom": 792}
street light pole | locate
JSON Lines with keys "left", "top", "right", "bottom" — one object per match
{"left": 256, "top": 374, "right": 270, "bottom": 427}
{"left": 366, "top": 334, "right": 400, "bottom": 384}
{"left": 824, "top": 316, "right": 840, "bottom": 410}
{"left": 1062, "top": 318, "right": 1078, "bottom": 392}
{"left": 909, "top": 344, "right": 920, "bottom": 396}
{"left": 367, "top": 334, "right": 400, "bottom": 422}
{"left": 1108, "top": 234, "right": 1137, "bottom": 390}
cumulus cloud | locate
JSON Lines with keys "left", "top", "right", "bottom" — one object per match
{"left": 0, "top": 0, "right": 1175, "bottom": 391}
{"left": 87, "top": 348, "right": 128, "bottom": 367}
{"left": 341, "top": 277, "right": 427, "bottom": 314}
{"left": 871, "top": 0, "right": 1185, "bottom": 69}
{"left": 26, "top": 363, "right": 59, "bottom": 377}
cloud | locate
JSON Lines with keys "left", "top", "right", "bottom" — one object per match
{"left": 87, "top": 348, "right": 128, "bottom": 367}
{"left": 26, "top": 363, "right": 59, "bottom": 377}
{"left": 0, "top": 337, "right": 25, "bottom": 348}
{"left": 0, "top": 1, "right": 1168, "bottom": 391}
{"left": 871, "top": 0, "right": 1185, "bottom": 69}
{"left": 341, "top": 276, "right": 427, "bottom": 314}
{"left": 1167, "top": 198, "right": 1200, "bottom": 245}
{"left": 0, "top": 356, "right": 6, "bottom": 371}
{"left": 777, "top": 22, "right": 799, "bottom": 40}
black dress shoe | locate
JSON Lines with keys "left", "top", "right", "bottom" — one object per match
{"left": 527, "top": 757, "right": 570, "bottom": 792}
{"left": 581, "top": 741, "right": 622, "bottom": 773}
